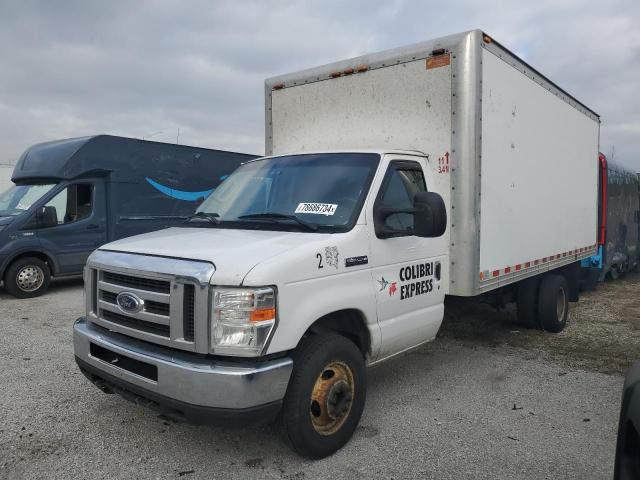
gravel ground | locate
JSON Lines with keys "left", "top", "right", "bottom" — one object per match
{"left": 0, "top": 276, "right": 634, "bottom": 480}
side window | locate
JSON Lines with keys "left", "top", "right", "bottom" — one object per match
{"left": 378, "top": 165, "right": 427, "bottom": 233}
{"left": 43, "top": 183, "right": 93, "bottom": 225}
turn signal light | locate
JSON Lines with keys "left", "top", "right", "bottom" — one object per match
{"left": 250, "top": 308, "right": 276, "bottom": 322}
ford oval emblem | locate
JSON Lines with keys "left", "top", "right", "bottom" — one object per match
{"left": 116, "top": 292, "right": 144, "bottom": 313}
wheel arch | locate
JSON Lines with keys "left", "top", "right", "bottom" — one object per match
{"left": 1, "top": 250, "right": 58, "bottom": 279}
{"left": 300, "top": 309, "right": 372, "bottom": 358}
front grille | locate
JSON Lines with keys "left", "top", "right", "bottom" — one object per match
{"left": 101, "top": 290, "right": 117, "bottom": 303}
{"left": 103, "top": 271, "right": 170, "bottom": 294}
{"left": 146, "top": 300, "right": 170, "bottom": 316}
{"left": 100, "top": 309, "right": 170, "bottom": 337}
{"left": 99, "top": 289, "right": 170, "bottom": 317}
{"left": 90, "top": 265, "right": 201, "bottom": 350}
{"left": 183, "top": 285, "right": 195, "bottom": 342}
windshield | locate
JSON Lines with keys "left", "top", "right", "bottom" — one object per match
{"left": 192, "top": 153, "right": 379, "bottom": 232}
{"left": 0, "top": 184, "right": 56, "bottom": 217}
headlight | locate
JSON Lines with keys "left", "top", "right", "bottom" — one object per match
{"left": 211, "top": 287, "right": 276, "bottom": 356}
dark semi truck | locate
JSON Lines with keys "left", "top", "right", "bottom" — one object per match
{"left": 0, "top": 135, "right": 255, "bottom": 298}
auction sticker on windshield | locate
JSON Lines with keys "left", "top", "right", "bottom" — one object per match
{"left": 295, "top": 203, "right": 338, "bottom": 216}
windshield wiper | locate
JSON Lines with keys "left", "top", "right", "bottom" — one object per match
{"left": 238, "top": 212, "right": 318, "bottom": 231}
{"left": 186, "top": 211, "right": 220, "bottom": 224}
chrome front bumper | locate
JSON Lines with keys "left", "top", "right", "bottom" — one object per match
{"left": 73, "top": 318, "right": 293, "bottom": 421}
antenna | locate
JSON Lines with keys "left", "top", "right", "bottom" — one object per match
{"left": 176, "top": 128, "right": 180, "bottom": 145}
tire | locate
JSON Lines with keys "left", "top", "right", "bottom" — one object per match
{"left": 277, "top": 333, "right": 366, "bottom": 459}
{"left": 516, "top": 277, "right": 541, "bottom": 329}
{"left": 610, "top": 265, "right": 620, "bottom": 280}
{"left": 4, "top": 257, "right": 51, "bottom": 298}
{"left": 537, "top": 274, "right": 568, "bottom": 333}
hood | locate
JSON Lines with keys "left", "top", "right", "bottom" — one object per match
{"left": 101, "top": 227, "right": 328, "bottom": 285}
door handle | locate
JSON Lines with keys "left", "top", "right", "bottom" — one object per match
{"left": 435, "top": 262, "right": 441, "bottom": 281}
{"left": 87, "top": 224, "right": 100, "bottom": 230}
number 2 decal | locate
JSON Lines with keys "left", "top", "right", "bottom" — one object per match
{"left": 317, "top": 253, "right": 323, "bottom": 269}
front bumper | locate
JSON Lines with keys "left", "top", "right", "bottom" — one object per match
{"left": 73, "top": 317, "right": 293, "bottom": 425}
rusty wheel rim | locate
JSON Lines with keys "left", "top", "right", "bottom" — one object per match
{"left": 309, "top": 361, "right": 354, "bottom": 436}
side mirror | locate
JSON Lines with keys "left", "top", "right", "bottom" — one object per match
{"left": 37, "top": 206, "right": 58, "bottom": 228}
{"left": 413, "top": 192, "right": 447, "bottom": 238}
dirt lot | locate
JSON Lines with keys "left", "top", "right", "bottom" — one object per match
{"left": 442, "top": 272, "right": 640, "bottom": 374}
{"left": 0, "top": 274, "right": 638, "bottom": 479}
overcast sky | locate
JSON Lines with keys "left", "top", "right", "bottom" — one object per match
{"left": 0, "top": 0, "right": 638, "bottom": 170}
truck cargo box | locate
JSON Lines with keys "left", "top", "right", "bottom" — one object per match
{"left": 265, "top": 29, "right": 600, "bottom": 296}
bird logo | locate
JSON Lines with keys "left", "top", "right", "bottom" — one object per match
{"left": 377, "top": 277, "right": 390, "bottom": 292}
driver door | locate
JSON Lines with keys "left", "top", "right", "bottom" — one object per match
{"left": 35, "top": 181, "right": 107, "bottom": 274}
{"left": 368, "top": 158, "right": 447, "bottom": 361}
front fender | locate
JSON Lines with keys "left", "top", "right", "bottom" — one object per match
{"left": 0, "top": 240, "right": 60, "bottom": 278}
{"left": 265, "top": 269, "right": 381, "bottom": 361}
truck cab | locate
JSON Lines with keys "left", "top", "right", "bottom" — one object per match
{"left": 74, "top": 149, "right": 448, "bottom": 457}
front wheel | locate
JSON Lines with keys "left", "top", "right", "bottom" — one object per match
{"left": 277, "top": 333, "right": 366, "bottom": 459}
{"left": 4, "top": 257, "right": 51, "bottom": 298}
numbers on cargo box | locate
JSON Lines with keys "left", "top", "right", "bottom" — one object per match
{"left": 437, "top": 152, "right": 450, "bottom": 174}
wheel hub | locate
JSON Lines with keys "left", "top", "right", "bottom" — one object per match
{"left": 310, "top": 361, "right": 354, "bottom": 435}
{"left": 16, "top": 265, "right": 44, "bottom": 292}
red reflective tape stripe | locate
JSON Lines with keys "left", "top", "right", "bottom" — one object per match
{"left": 504, "top": 267, "right": 511, "bottom": 274}
{"left": 492, "top": 270, "right": 499, "bottom": 277}
{"left": 515, "top": 264, "right": 521, "bottom": 271}
{"left": 525, "top": 262, "right": 531, "bottom": 268}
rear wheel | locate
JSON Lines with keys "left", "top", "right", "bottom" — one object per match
{"left": 537, "top": 274, "right": 568, "bottom": 333}
{"left": 4, "top": 257, "right": 51, "bottom": 298}
{"left": 516, "top": 277, "right": 541, "bottom": 329}
{"left": 610, "top": 265, "right": 621, "bottom": 280}
{"left": 277, "top": 333, "right": 366, "bottom": 459}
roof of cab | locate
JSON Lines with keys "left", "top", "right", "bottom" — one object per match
{"left": 11, "top": 135, "right": 256, "bottom": 183}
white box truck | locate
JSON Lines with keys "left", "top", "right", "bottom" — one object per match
{"left": 73, "top": 30, "right": 600, "bottom": 458}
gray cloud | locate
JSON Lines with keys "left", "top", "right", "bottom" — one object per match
{"left": 0, "top": 0, "right": 638, "bottom": 170}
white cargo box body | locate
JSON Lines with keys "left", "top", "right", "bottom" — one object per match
{"left": 265, "top": 30, "right": 600, "bottom": 296}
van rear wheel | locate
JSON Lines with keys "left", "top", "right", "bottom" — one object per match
{"left": 4, "top": 257, "right": 51, "bottom": 298}
{"left": 277, "top": 333, "right": 366, "bottom": 459}
{"left": 537, "top": 274, "right": 568, "bottom": 333}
